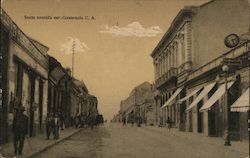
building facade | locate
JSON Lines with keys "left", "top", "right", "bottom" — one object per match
{"left": 151, "top": 0, "right": 249, "bottom": 140}
{"left": 0, "top": 7, "right": 100, "bottom": 144}
{"left": 114, "top": 82, "right": 156, "bottom": 125}
{"left": 0, "top": 8, "right": 49, "bottom": 144}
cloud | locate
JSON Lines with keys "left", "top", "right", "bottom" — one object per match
{"left": 60, "top": 37, "right": 89, "bottom": 55}
{"left": 99, "top": 22, "right": 162, "bottom": 37}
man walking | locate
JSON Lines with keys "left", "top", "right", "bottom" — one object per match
{"left": 122, "top": 115, "right": 126, "bottom": 126}
{"left": 166, "top": 117, "right": 171, "bottom": 131}
{"left": 12, "top": 106, "right": 28, "bottom": 156}
{"left": 53, "top": 114, "right": 60, "bottom": 139}
{"left": 45, "top": 113, "right": 53, "bottom": 139}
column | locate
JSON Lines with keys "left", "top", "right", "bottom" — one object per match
{"left": 183, "top": 25, "right": 188, "bottom": 62}
{"left": 161, "top": 57, "right": 164, "bottom": 76}
{"left": 170, "top": 46, "right": 173, "bottom": 68}
{"left": 171, "top": 46, "right": 175, "bottom": 68}
{"left": 166, "top": 53, "right": 169, "bottom": 73}
{"left": 156, "top": 60, "right": 159, "bottom": 79}
{"left": 177, "top": 39, "right": 182, "bottom": 68}
{"left": 172, "top": 45, "right": 175, "bottom": 68}
{"left": 159, "top": 58, "right": 162, "bottom": 78}
{"left": 178, "top": 33, "right": 185, "bottom": 65}
{"left": 162, "top": 56, "right": 165, "bottom": 75}
{"left": 174, "top": 42, "right": 178, "bottom": 68}
{"left": 184, "top": 23, "right": 191, "bottom": 63}
{"left": 168, "top": 50, "right": 171, "bottom": 71}
{"left": 154, "top": 63, "right": 156, "bottom": 80}
{"left": 165, "top": 52, "right": 168, "bottom": 73}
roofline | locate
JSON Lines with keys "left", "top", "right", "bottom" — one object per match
{"left": 150, "top": 6, "right": 198, "bottom": 58}
{"left": 29, "top": 37, "right": 49, "bottom": 50}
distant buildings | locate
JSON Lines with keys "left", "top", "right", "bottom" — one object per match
{"left": 113, "top": 82, "right": 156, "bottom": 126}
{"left": 0, "top": 8, "right": 99, "bottom": 145}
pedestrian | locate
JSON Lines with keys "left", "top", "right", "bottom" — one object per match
{"left": 59, "top": 112, "right": 64, "bottom": 130}
{"left": 138, "top": 116, "right": 142, "bottom": 127}
{"left": 166, "top": 117, "right": 171, "bottom": 131}
{"left": 89, "top": 115, "right": 95, "bottom": 130}
{"left": 53, "top": 114, "right": 60, "bottom": 139}
{"left": 74, "top": 115, "right": 80, "bottom": 129}
{"left": 45, "top": 113, "right": 53, "bottom": 139}
{"left": 122, "top": 116, "right": 126, "bottom": 126}
{"left": 12, "top": 105, "right": 28, "bottom": 156}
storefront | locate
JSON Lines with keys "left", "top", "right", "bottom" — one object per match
{"left": 0, "top": 23, "right": 10, "bottom": 144}
{"left": 180, "top": 42, "right": 250, "bottom": 140}
{"left": 0, "top": 8, "right": 49, "bottom": 142}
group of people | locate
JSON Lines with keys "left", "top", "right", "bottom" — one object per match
{"left": 45, "top": 113, "right": 63, "bottom": 140}
{"left": 73, "top": 114, "right": 97, "bottom": 130}
{"left": 11, "top": 105, "right": 100, "bottom": 156}
{"left": 122, "top": 115, "right": 143, "bottom": 127}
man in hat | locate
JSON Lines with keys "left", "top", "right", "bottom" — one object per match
{"left": 53, "top": 114, "right": 60, "bottom": 139}
{"left": 45, "top": 113, "right": 53, "bottom": 139}
{"left": 12, "top": 105, "right": 28, "bottom": 155}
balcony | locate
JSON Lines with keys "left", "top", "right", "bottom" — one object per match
{"left": 0, "top": 8, "right": 48, "bottom": 69}
{"left": 156, "top": 68, "right": 177, "bottom": 88}
{"left": 188, "top": 41, "right": 250, "bottom": 81}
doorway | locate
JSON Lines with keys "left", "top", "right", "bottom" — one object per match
{"left": 38, "top": 79, "right": 43, "bottom": 129}
{"left": 208, "top": 110, "right": 216, "bottom": 136}
{"left": 29, "top": 73, "right": 35, "bottom": 137}
{"left": 197, "top": 100, "right": 204, "bottom": 133}
{"left": 189, "top": 111, "right": 193, "bottom": 132}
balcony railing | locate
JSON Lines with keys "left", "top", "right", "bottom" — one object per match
{"left": 156, "top": 68, "right": 177, "bottom": 88}
{"left": 188, "top": 41, "right": 250, "bottom": 81}
{"left": 0, "top": 8, "right": 48, "bottom": 69}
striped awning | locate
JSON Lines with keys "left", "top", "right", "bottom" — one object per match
{"left": 179, "top": 87, "right": 203, "bottom": 102}
{"left": 231, "top": 88, "right": 249, "bottom": 112}
{"left": 186, "top": 82, "right": 216, "bottom": 111}
{"left": 161, "top": 87, "right": 183, "bottom": 109}
{"left": 200, "top": 81, "right": 235, "bottom": 112}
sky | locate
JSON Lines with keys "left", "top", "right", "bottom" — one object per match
{"left": 2, "top": 0, "right": 209, "bottom": 121}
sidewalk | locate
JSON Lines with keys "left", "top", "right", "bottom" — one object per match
{"left": 0, "top": 127, "right": 82, "bottom": 158}
{"left": 141, "top": 125, "right": 249, "bottom": 156}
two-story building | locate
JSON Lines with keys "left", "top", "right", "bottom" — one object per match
{"left": 151, "top": 6, "right": 196, "bottom": 129}
{"left": 151, "top": 0, "right": 249, "bottom": 140}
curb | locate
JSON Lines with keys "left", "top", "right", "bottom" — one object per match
{"left": 24, "top": 128, "right": 82, "bottom": 158}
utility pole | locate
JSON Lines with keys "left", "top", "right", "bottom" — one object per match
{"left": 72, "top": 39, "right": 75, "bottom": 77}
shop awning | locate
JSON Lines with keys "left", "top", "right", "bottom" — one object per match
{"left": 231, "top": 88, "right": 249, "bottom": 112}
{"left": 200, "top": 81, "right": 235, "bottom": 112}
{"left": 186, "top": 82, "right": 216, "bottom": 111}
{"left": 161, "top": 87, "right": 183, "bottom": 109}
{"left": 179, "top": 87, "right": 204, "bottom": 102}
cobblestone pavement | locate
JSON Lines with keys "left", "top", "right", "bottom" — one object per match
{"left": 33, "top": 123, "right": 249, "bottom": 158}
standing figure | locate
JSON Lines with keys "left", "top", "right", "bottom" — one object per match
{"left": 59, "top": 112, "right": 64, "bottom": 130}
{"left": 80, "top": 115, "right": 85, "bottom": 128}
{"left": 74, "top": 115, "right": 79, "bottom": 129}
{"left": 45, "top": 113, "right": 53, "bottom": 139}
{"left": 122, "top": 116, "right": 126, "bottom": 126}
{"left": 166, "top": 117, "right": 172, "bottom": 131}
{"left": 137, "top": 116, "right": 142, "bottom": 127}
{"left": 89, "top": 115, "right": 96, "bottom": 130}
{"left": 12, "top": 106, "right": 28, "bottom": 155}
{"left": 53, "top": 114, "right": 60, "bottom": 139}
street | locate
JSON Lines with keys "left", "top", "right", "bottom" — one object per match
{"left": 33, "top": 123, "right": 248, "bottom": 158}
